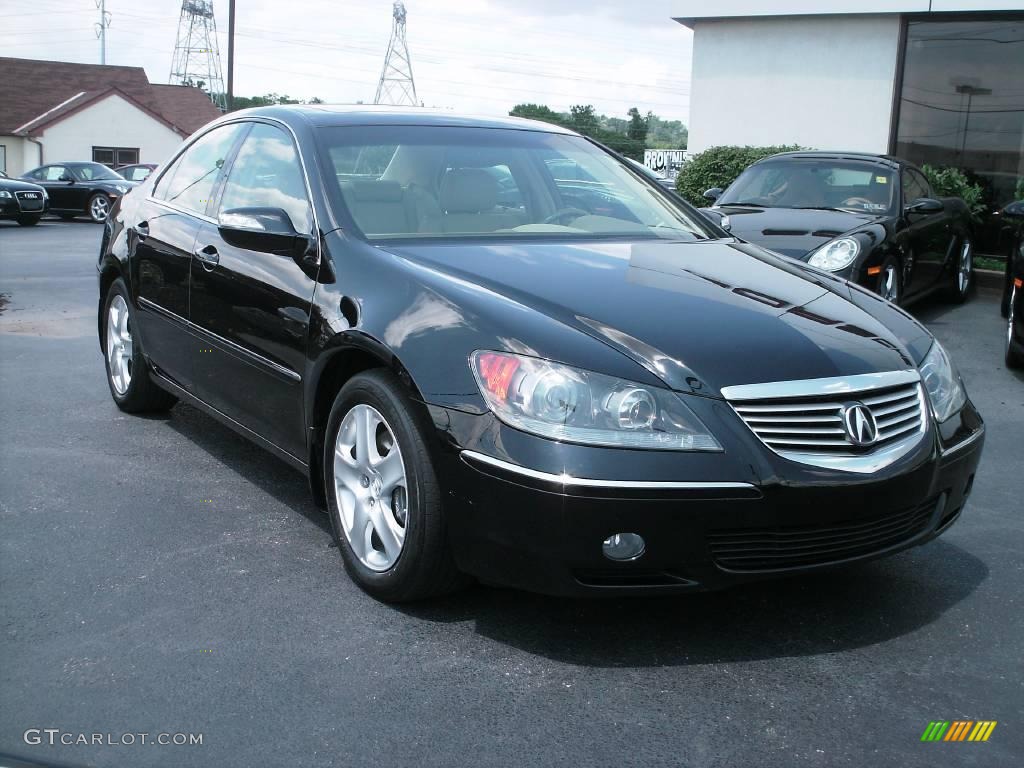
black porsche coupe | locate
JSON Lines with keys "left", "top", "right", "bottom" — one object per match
{"left": 701, "top": 152, "right": 975, "bottom": 306}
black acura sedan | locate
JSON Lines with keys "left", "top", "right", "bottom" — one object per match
{"left": 97, "top": 107, "right": 984, "bottom": 601}
{"left": 701, "top": 152, "right": 975, "bottom": 307}
{"left": 0, "top": 170, "right": 48, "bottom": 226}
{"left": 22, "top": 161, "right": 136, "bottom": 222}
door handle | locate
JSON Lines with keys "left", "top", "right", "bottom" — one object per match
{"left": 195, "top": 244, "right": 220, "bottom": 269}
{"left": 136, "top": 220, "right": 149, "bottom": 241}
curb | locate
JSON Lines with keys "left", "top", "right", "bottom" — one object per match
{"left": 976, "top": 268, "right": 1005, "bottom": 291}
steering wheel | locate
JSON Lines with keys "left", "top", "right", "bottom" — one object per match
{"left": 840, "top": 197, "right": 873, "bottom": 208}
{"left": 543, "top": 207, "right": 589, "bottom": 225}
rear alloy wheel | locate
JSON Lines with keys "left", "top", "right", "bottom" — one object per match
{"left": 103, "top": 279, "right": 177, "bottom": 412}
{"left": 324, "top": 370, "right": 464, "bottom": 601}
{"left": 88, "top": 192, "right": 111, "bottom": 223}
{"left": 948, "top": 237, "right": 973, "bottom": 304}
{"left": 1007, "top": 285, "right": 1024, "bottom": 369}
{"left": 876, "top": 257, "right": 901, "bottom": 304}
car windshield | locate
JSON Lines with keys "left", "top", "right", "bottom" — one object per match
{"left": 718, "top": 159, "right": 897, "bottom": 214}
{"left": 317, "top": 125, "right": 715, "bottom": 241}
{"left": 73, "top": 163, "right": 124, "bottom": 182}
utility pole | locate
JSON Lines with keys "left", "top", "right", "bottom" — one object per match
{"left": 226, "top": 0, "right": 235, "bottom": 111}
{"left": 375, "top": 2, "right": 418, "bottom": 107}
{"left": 170, "top": 1, "right": 228, "bottom": 111}
{"left": 95, "top": 0, "right": 112, "bottom": 65}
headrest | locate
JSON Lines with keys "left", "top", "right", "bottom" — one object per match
{"left": 439, "top": 168, "right": 498, "bottom": 214}
{"left": 341, "top": 179, "right": 404, "bottom": 203}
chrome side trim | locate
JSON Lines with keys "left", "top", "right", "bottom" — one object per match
{"left": 137, "top": 295, "right": 189, "bottom": 325}
{"left": 460, "top": 450, "right": 757, "bottom": 491}
{"left": 721, "top": 369, "right": 921, "bottom": 401}
{"left": 941, "top": 426, "right": 985, "bottom": 458}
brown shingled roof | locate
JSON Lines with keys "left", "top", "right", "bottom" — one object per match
{"left": 0, "top": 57, "right": 222, "bottom": 136}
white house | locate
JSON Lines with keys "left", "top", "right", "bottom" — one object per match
{"left": 673, "top": 2, "right": 1023, "bottom": 210}
{"left": 0, "top": 57, "right": 222, "bottom": 176}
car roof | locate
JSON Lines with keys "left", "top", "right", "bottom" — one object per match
{"left": 223, "top": 104, "right": 579, "bottom": 135}
{"left": 756, "top": 151, "right": 904, "bottom": 170}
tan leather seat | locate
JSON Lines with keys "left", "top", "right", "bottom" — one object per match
{"left": 339, "top": 180, "right": 416, "bottom": 236}
{"left": 420, "top": 169, "right": 524, "bottom": 233}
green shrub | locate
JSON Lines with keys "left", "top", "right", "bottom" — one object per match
{"left": 675, "top": 145, "right": 805, "bottom": 206}
{"left": 921, "top": 165, "right": 986, "bottom": 219}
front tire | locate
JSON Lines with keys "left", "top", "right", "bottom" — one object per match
{"left": 102, "top": 279, "right": 177, "bottom": 413}
{"left": 88, "top": 192, "right": 112, "bottom": 223}
{"left": 16, "top": 215, "right": 41, "bottom": 226}
{"left": 948, "top": 236, "right": 973, "bottom": 304}
{"left": 324, "top": 370, "right": 463, "bottom": 602}
{"left": 1007, "top": 285, "right": 1024, "bottom": 369}
{"left": 876, "top": 256, "right": 901, "bottom": 304}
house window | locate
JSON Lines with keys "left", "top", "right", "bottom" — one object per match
{"left": 0, "top": 144, "right": 6, "bottom": 173}
{"left": 92, "top": 146, "right": 140, "bottom": 169}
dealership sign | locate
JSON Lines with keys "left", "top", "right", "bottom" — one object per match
{"left": 643, "top": 149, "right": 687, "bottom": 178}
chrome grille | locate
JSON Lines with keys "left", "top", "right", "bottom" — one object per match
{"left": 15, "top": 191, "right": 45, "bottom": 211}
{"left": 722, "top": 370, "right": 928, "bottom": 473}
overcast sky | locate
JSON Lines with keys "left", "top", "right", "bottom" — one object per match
{"left": 3, "top": 0, "right": 693, "bottom": 122}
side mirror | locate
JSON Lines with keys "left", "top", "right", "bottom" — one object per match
{"left": 703, "top": 187, "right": 723, "bottom": 203}
{"left": 905, "top": 197, "right": 943, "bottom": 215}
{"left": 218, "top": 207, "right": 319, "bottom": 277}
{"left": 1003, "top": 201, "right": 1024, "bottom": 218}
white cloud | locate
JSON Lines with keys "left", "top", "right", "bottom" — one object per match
{"left": 3, "top": 0, "right": 692, "bottom": 122}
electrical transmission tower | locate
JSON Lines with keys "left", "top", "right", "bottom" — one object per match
{"left": 169, "top": 0, "right": 227, "bottom": 111}
{"left": 374, "top": 2, "right": 418, "bottom": 107}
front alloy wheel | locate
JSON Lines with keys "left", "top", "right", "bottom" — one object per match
{"left": 324, "top": 370, "right": 464, "bottom": 601}
{"left": 89, "top": 193, "right": 111, "bottom": 223}
{"left": 949, "top": 237, "right": 973, "bottom": 303}
{"left": 333, "top": 404, "right": 409, "bottom": 571}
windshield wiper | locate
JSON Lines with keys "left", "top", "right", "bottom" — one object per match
{"left": 718, "top": 202, "right": 764, "bottom": 208}
{"left": 792, "top": 206, "right": 853, "bottom": 213}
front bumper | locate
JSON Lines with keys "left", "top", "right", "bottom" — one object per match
{"left": 430, "top": 400, "right": 984, "bottom": 597}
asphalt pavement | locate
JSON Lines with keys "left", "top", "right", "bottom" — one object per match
{"left": 1, "top": 219, "right": 1021, "bottom": 768}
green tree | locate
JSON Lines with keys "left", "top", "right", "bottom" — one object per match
{"left": 627, "top": 107, "right": 649, "bottom": 143}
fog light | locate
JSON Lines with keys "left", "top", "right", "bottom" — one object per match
{"left": 602, "top": 532, "right": 645, "bottom": 561}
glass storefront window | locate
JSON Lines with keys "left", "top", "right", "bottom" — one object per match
{"left": 894, "top": 17, "right": 1024, "bottom": 253}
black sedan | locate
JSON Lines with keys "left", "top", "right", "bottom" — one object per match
{"left": 701, "top": 152, "right": 975, "bottom": 306}
{"left": 0, "top": 170, "right": 48, "bottom": 226}
{"left": 1002, "top": 200, "right": 1024, "bottom": 368}
{"left": 97, "top": 107, "right": 984, "bottom": 601}
{"left": 22, "top": 161, "right": 136, "bottom": 222}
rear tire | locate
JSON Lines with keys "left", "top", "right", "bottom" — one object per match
{"left": 323, "top": 369, "right": 464, "bottom": 602}
{"left": 947, "top": 235, "right": 973, "bottom": 304}
{"left": 102, "top": 278, "right": 177, "bottom": 413}
{"left": 16, "top": 215, "right": 41, "bottom": 226}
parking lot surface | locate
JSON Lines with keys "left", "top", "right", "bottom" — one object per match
{"left": 1, "top": 219, "right": 1021, "bottom": 767}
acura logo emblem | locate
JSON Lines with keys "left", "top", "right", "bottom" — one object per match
{"left": 842, "top": 403, "right": 878, "bottom": 446}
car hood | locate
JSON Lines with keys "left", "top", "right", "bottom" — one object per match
{"left": 709, "top": 206, "right": 885, "bottom": 259}
{"left": 0, "top": 178, "right": 46, "bottom": 193}
{"left": 384, "top": 238, "right": 924, "bottom": 397}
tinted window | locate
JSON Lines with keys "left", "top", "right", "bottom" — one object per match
{"left": 156, "top": 124, "right": 244, "bottom": 215}
{"left": 719, "top": 159, "right": 897, "bottom": 213}
{"left": 902, "top": 169, "right": 930, "bottom": 204}
{"left": 73, "top": 163, "right": 122, "bottom": 181}
{"left": 317, "top": 125, "right": 714, "bottom": 242}
{"left": 44, "top": 166, "right": 68, "bottom": 181}
{"left": 219, "top": 123, "right": 312, "bottom": 235}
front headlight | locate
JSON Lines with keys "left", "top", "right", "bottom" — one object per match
{"left": 919, "top": 340, "right": 966, "bottom": 422}
{"left": 470, "top": 351, "right": 721, "bottom": 450}
{"left": 808, "top": 237, "right": 860, "bottom": 271}
{"left": 0, "top": 190, "right": 11, "bottom": 199}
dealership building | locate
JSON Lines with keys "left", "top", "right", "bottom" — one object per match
{"left": 674, "top": 2, "right": 1023, "bottom": 225}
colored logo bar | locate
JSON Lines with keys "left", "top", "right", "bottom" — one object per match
{"left": 921, "top": 721, "right": 997, "bottom": 742}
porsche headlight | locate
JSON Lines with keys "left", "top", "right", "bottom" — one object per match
{"left": 808, "top": 237, "right": 860, "bottom": 271}
{"left": 919, "top": 340, "right": 966, "bottom": 422}
{"left": 470, "top": 351, "right": 721, "bottom": 450}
